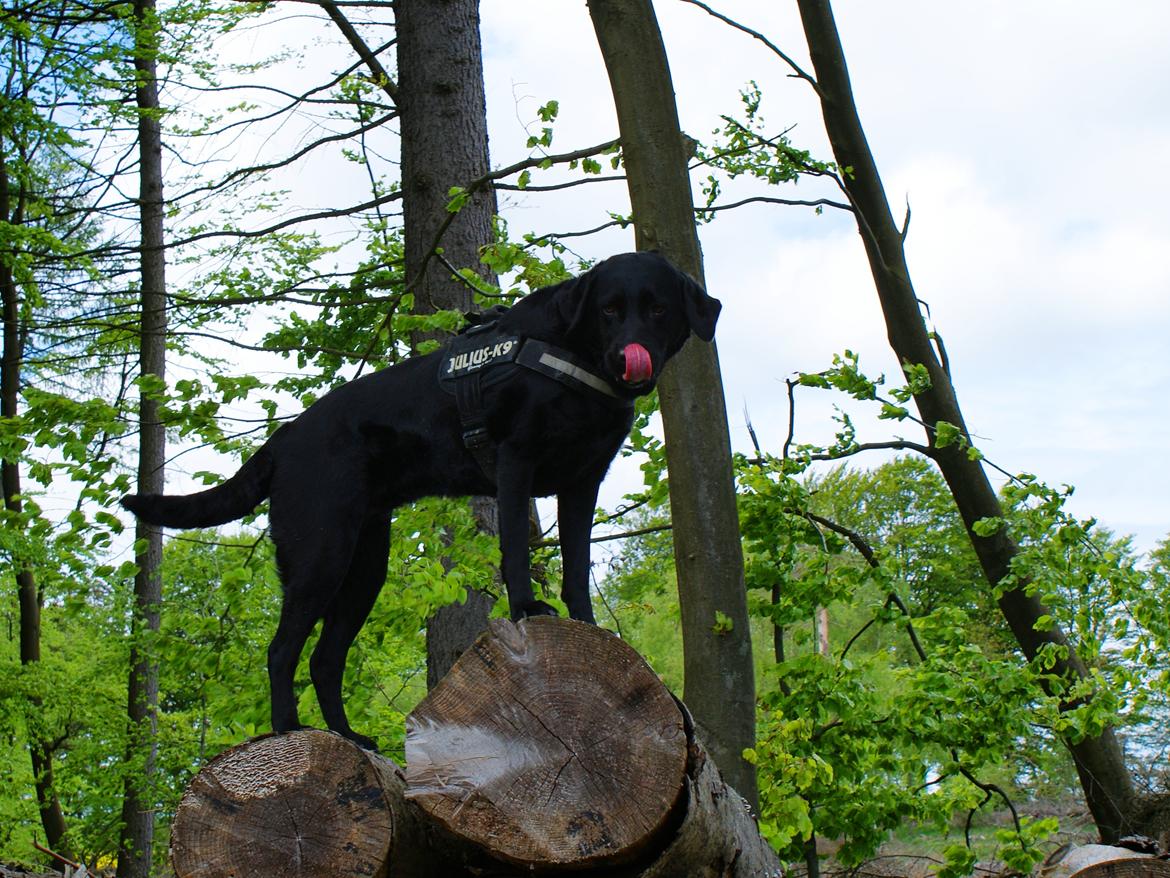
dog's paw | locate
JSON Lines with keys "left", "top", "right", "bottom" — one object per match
{"left": 345, "top": 731, "right": 380, "bottom": 752}
{"left": 512, "top": 599, "right": 560, "bottom": 621}
{"left": 272, "top": 721, "right": 308, "bottom": 735}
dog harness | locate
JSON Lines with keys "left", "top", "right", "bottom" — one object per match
{"left": 438, "top": 319, "right": 632, "bottom": 479}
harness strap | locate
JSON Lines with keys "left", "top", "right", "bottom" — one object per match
{"left": 452, "top": 366, "right": 498, "bottom": 479}
{"left": 440, "top": 327, "right": 631, "bottom": 480}
{"left": 515, "top": 339, "right": 622, "bottom": 400}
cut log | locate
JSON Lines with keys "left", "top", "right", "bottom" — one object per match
{"left": 406, "top": 617, "right": 687, "bottom": 870}
{"left": 406, "top": 617, "right": 782, "bottom": 876}
{"left": 1041, "top": 844, "right": 1170, "bottom": 878}
{"left": 170, "top": 729, "right": 403, "bottom": 878}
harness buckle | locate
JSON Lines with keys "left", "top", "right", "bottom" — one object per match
{"left": 462, "top": 426, "right": 492, "bottom": 450}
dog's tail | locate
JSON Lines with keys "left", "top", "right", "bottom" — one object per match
{"left": 121, "top": 444, "right": 275, "bottom": 529}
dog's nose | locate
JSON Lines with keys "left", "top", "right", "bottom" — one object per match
{"left": 622, "top": 343, "right": 653, "bottom": 383}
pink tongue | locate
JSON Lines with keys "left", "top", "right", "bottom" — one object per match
{"left": 622, "top": 343, "right": 653, "bottom": 383}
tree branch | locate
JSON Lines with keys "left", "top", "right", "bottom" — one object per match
{"left": 316, "top": 0, "right": 399, "bottom": 102}
{"left": 678, "top": 0, "right": 821, "bottom": 96}
{"left": 809, "top": 439, "right": 935, "bottom": 461}
{"left": 698, "top": 194, "right": 852, "bottom": 214}
{"left": 531, "top": 522, "right": 672, "bottom": 549}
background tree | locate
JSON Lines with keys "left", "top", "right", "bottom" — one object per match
{"left": 0, "top": 0, "right": 139, "bottom": 852}
{"left": 599, "top": 448, "right": 1151, "bottom": 872}
{"left": 790, "top": 0, "right": 1135, "bottom": 840}
{"left": 117, "top": 0, "right": 169, "bottom": 870}
{"left": 587, "top": 0, "right": 758, "bottom": 808}
{"left": 392, "top": 0, "right": 501, "bottom": 687}
{"left": 3, "top": 1, "right": 1167, "bottom": 872}
{"left": 1, "top": 22, "right": 72, "bottom": 853}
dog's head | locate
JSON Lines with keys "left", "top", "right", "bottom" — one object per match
{"left": 551, "top": 251, "right": 721, "bottom": 395}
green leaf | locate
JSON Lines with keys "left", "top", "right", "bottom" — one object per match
{"left": 713, "top": 610, "right": 734, "bottom": 635}
{"left": 971, "top": 516, "right": 1004, "bottom": 537}
{"left": 445, "top": 186, "right": 470, "bottom": 213}
{"left": 937, "top": 844, "right": 977, "bottom": 878}
{"left": 536, "top": 99, "right": 559, "bottom": 122}
{"left": 933, "top": 420, "right": 963, "bottom": 448}
{"left": 901, "top": 361, "right": 932, "bottom": 394}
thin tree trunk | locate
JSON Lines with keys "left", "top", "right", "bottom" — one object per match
{"left": 794, "top": 0, "right": 1136, "bottom": 841}
{"left": 586, "top": 0, "right": 758, "bottom": 810}
{"left": 815, "top": 606, "right": 830, "bottom": 657}
{"left": 394, "top": 0, "right": 501, "bottom": 686}
{"left": 117, "top": 2, "right": 167, "bottom": 872}
{"left": 0, "top": 148, "right": 71, "bottom": 855}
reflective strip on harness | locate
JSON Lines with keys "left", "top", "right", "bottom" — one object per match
{"left": 534, "top": 350, "right": 620, "bottom": 399}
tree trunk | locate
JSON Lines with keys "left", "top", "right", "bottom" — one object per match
{"left": 0, "top": 148, "right": 70, "bottom": 856}
{"left": 394, "top": 0, "right": 501, "bottom": 685}
{"left": 793, "top": 0, "right": 1136, "bottom": 841}
{"left": 815, "top": 606, "right": 830, "bottom": 657}
{"left": 117, "top": 2, "right": 167, "bottom": 873}
{"left": 170, "top": 621, "right": 781, "bottom": 877}
{"left": 586, "top": 0, "right": 758, "bottom": 810}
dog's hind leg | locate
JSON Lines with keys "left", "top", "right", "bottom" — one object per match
{"left": 266, "top": 506, "right": 364, "bottom": 737}
{"left": 267, "top": 599, "right": 325, "bottom": 736}
{"left": 309, "top": 513, "right": 391, "bottom": 751}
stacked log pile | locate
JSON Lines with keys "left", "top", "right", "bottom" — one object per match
{"left": 169, "top": 618, "right": 781, "bottom": 877}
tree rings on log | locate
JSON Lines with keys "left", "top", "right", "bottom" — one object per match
{"left": 1041, "top": 844, "right": 1170, "bottom": 878}
{"left": 405, "top": 617, "right": 688, "bottom": 870}
{"left": 170, "top": 729, "right": 400, "bottom": 878}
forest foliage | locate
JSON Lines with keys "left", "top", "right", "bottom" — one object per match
{"left": 2, "top": 0, "right": 1168, "bottom": 874}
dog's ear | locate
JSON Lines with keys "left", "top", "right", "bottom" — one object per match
{"left": 677, "top": 269, "right": 721, "bottom": 342}
{"left": 549, "top": 270, "right": 596, "bottom": 337}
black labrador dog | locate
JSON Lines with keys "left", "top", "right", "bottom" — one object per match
{"left": 122, "top": 250, "right": 720, "bottom": 749}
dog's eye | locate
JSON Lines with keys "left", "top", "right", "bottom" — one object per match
{"left": 602, "top": 304, "right": 619, "bottom": 317}
{"left": 650, "top": 304, "right": 667, "bottom": 318}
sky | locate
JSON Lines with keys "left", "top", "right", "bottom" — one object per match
{"left": 463, "top": 1, "right": 1170, "bottom": 553}
{"left": 184, "top": 1, "right": 1170, "bottom": 557}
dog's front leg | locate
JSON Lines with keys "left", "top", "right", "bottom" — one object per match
{"left": 557, "top": 479, "right": 601, "bottom": 624}
{"left": 497, "top": 451, "right": 557, "bottom": 620}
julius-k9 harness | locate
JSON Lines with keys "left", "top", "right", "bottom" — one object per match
{"left": 438, "top": 319, "right": 633, "bottom": 479}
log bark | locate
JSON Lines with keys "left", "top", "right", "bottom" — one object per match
{"left": 406, "top": 617, "right": 688, "bottom": 870}
{"left": 171, "top": 621, "right": 781, "bottom": 877}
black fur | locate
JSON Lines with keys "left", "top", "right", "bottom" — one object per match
{"left": 121, "top": 251, "right": 720, "bottom": 749}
